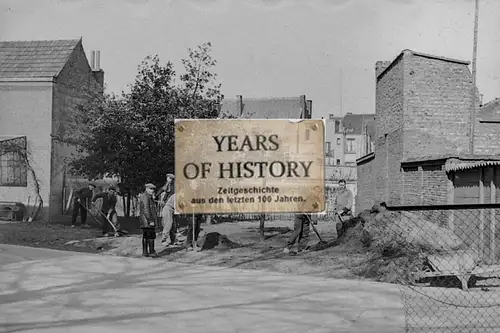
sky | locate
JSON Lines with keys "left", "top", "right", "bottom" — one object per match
{"left": 1, "top": 0, "right": 499, "bottom": 119}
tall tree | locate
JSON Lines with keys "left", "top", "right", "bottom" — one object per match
{"left": 68, "top": 42, "right": 222, "bottom": 216}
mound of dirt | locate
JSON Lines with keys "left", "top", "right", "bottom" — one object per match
{"left": 198, "top": 232, "right": 241, "bottom": 251}
{"left": 334, "top": 204, "right": 468, "bottom": 284}
{"left": 363, "top": 210, "right": 465, "bottom": 253}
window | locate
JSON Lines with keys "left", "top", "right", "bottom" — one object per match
{"left": 346, "top": 138, "right": 355, "bottom": 153}
{"left": 335, "top": 120, "right": 341, "bottom": 133}
{"left": 336, "top": 138, "right": 341, "bottom": 145}
{"left": 325, "top": 142, "right": 331, "bottom": 155}
{"left": 0, "top": 137, "right": 28, "bottom": 187}
{"left": 336, "top": 159, "right": 341, "bottom": 165}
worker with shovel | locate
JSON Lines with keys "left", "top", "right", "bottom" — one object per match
{"left": 283, "top": 213, "right": 311, "bottom": 255}
{"left": 91, "top": 186, "right": 120, "bottom": 237}
{"left": 71, "top": 183, "right": 96, "bottom": 228}
{"left": 334, "top": 179, "right": 354, "bottom": 239}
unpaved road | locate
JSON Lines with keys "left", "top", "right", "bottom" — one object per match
{"left": 0, "top": 244, "right": 405, "bottom": 333}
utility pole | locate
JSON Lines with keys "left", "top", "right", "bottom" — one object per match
{"left": 339, "top": 68, "right": 343, "bottom": 118}
{"left": 469, "top": 0, "right": 479, "bottom": 154}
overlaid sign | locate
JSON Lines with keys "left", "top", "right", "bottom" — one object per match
{"left": 174, "top": 119, "right": 325, "bottom": 214}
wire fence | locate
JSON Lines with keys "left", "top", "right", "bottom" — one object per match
{"left": 380, "top": 203, "right": 500, "bottom": 333}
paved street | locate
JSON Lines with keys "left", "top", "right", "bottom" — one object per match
{"left": 0, "top": 244, "right": 405, "bottom": 333}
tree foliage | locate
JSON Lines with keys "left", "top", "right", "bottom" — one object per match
{"left": 68, "top": 42, "right": 222, "bottom": 194}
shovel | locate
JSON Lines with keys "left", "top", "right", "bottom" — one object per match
{"left": 305, "top": 214, "right": 326, "bottom": 244}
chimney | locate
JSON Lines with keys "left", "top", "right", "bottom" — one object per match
{"left": 90, "top": 49, "right": 105, "bottom": 90}
{"left": 90, "top": 50, "right": 95, "bottom": 70}
{"left": 95, "top": 50, "right": 101, "bottom": 71}
{"left": 306, "top": 100, "right": 312, "bottom": 119}
{"left": 300, "top": 95, "right": 307, "bottom": 119}
{"left": 236, "top": 95, "right": 243, "bottom": 116}
{"left": 375, "top": 61, "right": 391, "bottom": 78}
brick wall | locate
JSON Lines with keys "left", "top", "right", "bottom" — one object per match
{"left": 371, "top": 54, "right": 405, "bottom": 206}
{"left": 376, "top": 55, "right": 404, "bottom": 139}
{"left": 401, "top": 165, "right": 421, "bottom": 204}
{"left": 388, "top": 128, "right": 403, "bottom": 204}
{"left": 50, "top": 41, "right": 103, "bottom": 220}
{"left": 474, "top": 123, "right": 500, "bottom": 154}
{"left": 401, "top": 162, "right": 449, "bottom": 205}
{"left": 356, "top": 154, "right": 374, "bottom": 212}
{"left": 421, "top": 164, "right": 448, "bottom": 205}
{"left": 475, "top": 100, "right": 500, "bottom": 154}
{"left": 403, "top": 53, "right": 478, "bottom": 160}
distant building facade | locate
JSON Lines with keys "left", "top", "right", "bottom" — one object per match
{"left": 0, "top": 38, "right": 104, "bottom": 221}
{"left": 324, "top": 113, "right": 375, "bottom": 166}
{"left": 219, "top": 95, "right": 312, "bottom": 119}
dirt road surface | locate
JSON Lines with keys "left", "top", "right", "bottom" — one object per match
{"left": 0, "top": 244, "right": 405, "bottom": 333}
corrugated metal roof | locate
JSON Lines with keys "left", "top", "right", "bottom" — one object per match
{"left": 445, "top": 158, "right": 500, "bottom": 172}
{"left": 0, "top": 39, "right": 80, "bottom": 79}
{"left": 220, "top": 97, "right": 304, "bottom": 119}
{"left": 401, "top": 153, "right": 500, "bottom": 171}
{"left": 402, "top": 153, "right": 500, "bottom": 164}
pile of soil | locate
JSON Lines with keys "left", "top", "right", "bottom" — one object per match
{"left": 363, "top": 210, "right": 465, "bottom": 253}
{"left": 333, "top": 204, "right": 467, "bottom": 284}
{"left": 198, "top": 232, "right": 241, "bottom": 251}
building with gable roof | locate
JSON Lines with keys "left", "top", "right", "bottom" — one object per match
{"left": 0, "top": 38, "right": 104, "bottom": 221}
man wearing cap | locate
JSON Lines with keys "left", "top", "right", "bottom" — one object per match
{"left": 139, "top": 183, "right": 159, "bottom": 257}
{"left": 71, "top": 183, "right": 96, "bottom": 228}
{"left": 334, "top": 179, "right": 354, "bottom": 238}
{"left": 91, "top": 186, "right": 119, "bottom": 237}
{"left": 157, "top": 173, "right": 175, "bottom": 203}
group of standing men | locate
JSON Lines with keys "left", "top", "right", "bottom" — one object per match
{"left": 139, "top": 173, "right": 203, "bottom": 258}
{"left": 70, "top": 176, "right": 354, "bottom": 258}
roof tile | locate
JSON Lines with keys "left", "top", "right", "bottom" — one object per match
{"left": 0, "top": 39, "right": 80, "bottom": 79}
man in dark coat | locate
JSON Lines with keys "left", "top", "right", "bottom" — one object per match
{"left": 91, "top": 186, "right": 119, "bottom": 237}
{"left": 71, "top": 183, "right": 96, "bottom": 228}
{"left": 283, "top": 213, "right": 311, "bottom": 255}
{"left": 139, "top": 183, "right": 158, "bottom": 257}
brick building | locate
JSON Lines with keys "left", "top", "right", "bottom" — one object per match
{"left": 0, "top": 39, "right": 104, "bottom": 221}
{"left": 356, "top": 49, "right": 500, "bottom": 212}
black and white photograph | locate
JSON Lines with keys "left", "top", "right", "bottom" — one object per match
{"left": 1, "top": 0, "right": 500, "bottom": 332}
